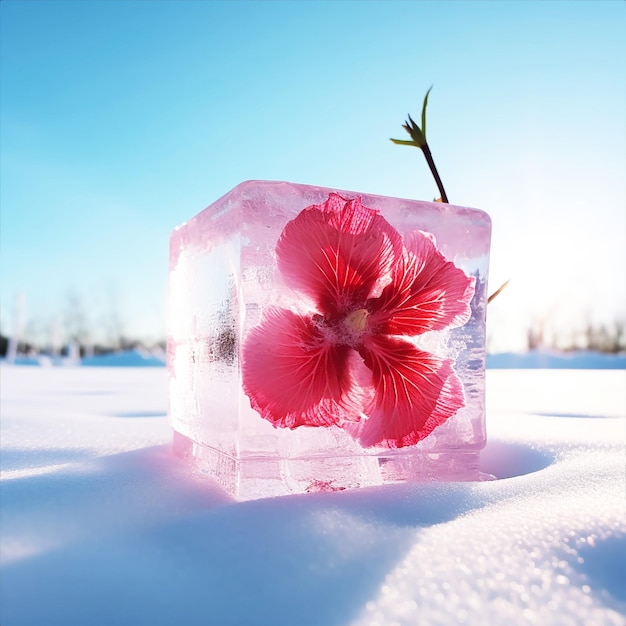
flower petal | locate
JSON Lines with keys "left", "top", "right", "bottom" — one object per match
{"left": 369, "top": 230, "right": 476, "bottom": 336}
{"left": 276, "top": 194, "right": 402, "bottom": 315}
{"left": 242, "top": 308, "right": 366, "bottom": 429}
{"left": 350, "top": 335, "right": 465, "bottom": 449}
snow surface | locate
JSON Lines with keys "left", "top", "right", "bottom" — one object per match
{"left": 1, "top": 366, "right": 625, "bottom": 626}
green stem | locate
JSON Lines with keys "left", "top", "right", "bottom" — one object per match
{"left": 421, "top": 143, "right": 449, "bottom": 203}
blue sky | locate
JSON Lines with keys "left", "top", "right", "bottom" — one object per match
{"left": 1, "top": 0, "right": 625, "bottom": 350}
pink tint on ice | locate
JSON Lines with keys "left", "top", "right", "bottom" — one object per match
{"left": 168, "top": 180, "right": 492, "bottom": 500}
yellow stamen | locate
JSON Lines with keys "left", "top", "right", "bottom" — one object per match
{"left": 345, "top": 309, "right": 369, "bottom": 332}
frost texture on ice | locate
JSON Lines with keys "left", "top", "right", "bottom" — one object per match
{"left": 0, "top": 367, "right": 624, "bottom": 626}
{"left": 167, "top": 181, "right": 492, "bottom": 498}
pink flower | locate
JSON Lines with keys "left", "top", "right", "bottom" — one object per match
{"left": 242, "top": 194, "right": 476, "bottom": 449}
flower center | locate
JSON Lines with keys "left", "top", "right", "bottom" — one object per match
{"left": 345, "top": 308, "right": 369, "bottom": 332}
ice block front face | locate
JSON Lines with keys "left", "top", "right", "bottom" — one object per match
{"left": 168, "top": 181, "right": 492, "bottom": 499}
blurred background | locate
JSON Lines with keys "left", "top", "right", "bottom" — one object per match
{"left": 1, "top": 0, "right": 625, "bottom": 359}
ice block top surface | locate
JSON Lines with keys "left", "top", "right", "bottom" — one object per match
{"left": 170, "top": 180, "right": 491, "bottom": 266}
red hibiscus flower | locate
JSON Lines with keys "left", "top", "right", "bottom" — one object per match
{"left": 242, "top": 194, "right": 476, "bottom": 449}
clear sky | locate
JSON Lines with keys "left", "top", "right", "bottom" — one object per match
{"left": 1, "top": 0, "right": 625, "bottom": 351}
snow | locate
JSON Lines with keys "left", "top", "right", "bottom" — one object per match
{"left": 1, "top": 366, "right": 625, "bottom": 626}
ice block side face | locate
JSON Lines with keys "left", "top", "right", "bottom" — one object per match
{"left": 168, "top": 180, "right": 492, "bottom": 499}
{"left": 168, "top": 210, "right": 239, "bottom": 458}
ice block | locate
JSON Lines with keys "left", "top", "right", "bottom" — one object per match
{"left": 168, "top": 180, "right": 492, "bottom": 500}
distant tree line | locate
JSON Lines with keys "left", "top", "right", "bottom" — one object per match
{"left": 526, "top": 316, "right": 626, "bottom": 353}
{"left": 0, "top": 333, "right": 166, "bottom": 359}
{"left": 1, "top": 291, "right": 165, "bottom": 359}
